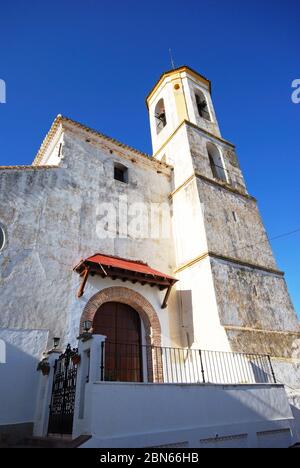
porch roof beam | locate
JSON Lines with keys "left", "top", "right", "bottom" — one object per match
{"left": 86, "top": 264, "right": 171, "bottom": 289}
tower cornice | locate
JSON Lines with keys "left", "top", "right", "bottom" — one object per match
{"left": 153, "top": 120, "right": 235, "bottom": 160}
{"left": 169, "top": 171, "right": 256, "bottom": 202}
{"left": 174, "top": 251, "right": 284, "bottom": 277}
{"left": 146, "top": 66, "right": 211, "bottom": 109}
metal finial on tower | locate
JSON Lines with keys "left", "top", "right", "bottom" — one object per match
{"left": 169, "top": 48, "right": 176, "bottom": 70}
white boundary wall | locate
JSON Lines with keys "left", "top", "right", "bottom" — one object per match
{"left": 78, "top": 382, "right": 294, "bottom": 448}
{"left": 71, "top": 336, "right": 296, "bottom": 448}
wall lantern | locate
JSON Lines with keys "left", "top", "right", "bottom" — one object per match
{"left": 83, "top": 320, "right": 92, "bottom": 333}
{"left": 53, "top": 337, "right": 60, "bottom": 349}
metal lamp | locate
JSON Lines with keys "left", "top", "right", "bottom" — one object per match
{"left": 53, "top": 337, "right": 60, "bottom": 349}
{"left": 83, "top": 320, "right": 92, "bottom": 333}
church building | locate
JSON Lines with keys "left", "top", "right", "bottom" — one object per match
{"left": 0, "top": 66, "right": 299, "bottom": 448}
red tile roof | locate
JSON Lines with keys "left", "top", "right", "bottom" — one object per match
{"left": 84, "top": 253, "right": 176, "bottom": 282}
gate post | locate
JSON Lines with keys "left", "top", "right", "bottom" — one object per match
{"left": 72, "top": 334, "right": 106, "bottom": 439}
{"left": 33, "top": 349, "right": 61, "bottom": 437}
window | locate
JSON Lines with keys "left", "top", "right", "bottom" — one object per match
{"left": 0, "top": 225, "right": 6, "bottom": 251}
{"left": 195, "top": 92, "right": 211, "bottom": 121}
{"left": 207, "top": 142, "right": 227, "bottom": 182}
{"left": 114, "top": 163, "right": 128, "bottom": 183}
{"left": 232, "top": 211, "right": 238, "bottom": 222}
{"left": 155, "top": 99, "right": 167, "bottom": 134}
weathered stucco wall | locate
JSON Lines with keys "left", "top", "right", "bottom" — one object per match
{"left": 0, "top": 125, "right": 176, "bottom": 347}
{"left": 210, "top": 258, "right": 299, "bottom": 335}
{"left": 0, "top": 165, "right": 76, "bottom": 343}
{"left": 187, "top": 125, "right": 247, "bottom": 194}
{"left": 196, "top": 178, "right": 276, "bottom": 269}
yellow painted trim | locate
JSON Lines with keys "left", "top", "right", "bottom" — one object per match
{"left": 224, "top": 325, "right": 300, "bottom": 337}
{"left": 174, "top": 251, "right": 284, "bottom": 276}
{"left": 174, "top": 253, "right": 210, "bottom": 273}
{"left": 173, "top": 77, "right": 189, "bottom": 123}
{"left": 32, "top": 115, "right": 63, "bottom": 166}
{"left": 153, "top": 121, "right": 186, "bottom": 159}
{"left": 169, "top": 174, "right": 195, "bottom": 199}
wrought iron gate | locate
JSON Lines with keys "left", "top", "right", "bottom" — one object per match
{"left": 48, "top": 344, "right": 78, "bottom": 435}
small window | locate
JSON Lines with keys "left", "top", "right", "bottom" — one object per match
{"left": 155, "top": 99, "right": 167, "bottom": 134}
{"left": 58, "top": 143, "right": 63, "bottom": 157}
{"left": 195, "top": 92, "right": 211, "bottom": 121}
{"left": 0, "top": 225, "right": 6, "bottom": 251}
{"left": 207, "top": 142, "right": 227, "bottom": 182}
{"left": 232, "top": 211, "right": 238, "bottom": 222}
{"left": 114, "top": 163, "right": 128, "bottom": 183}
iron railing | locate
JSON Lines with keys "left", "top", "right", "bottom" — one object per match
{"left": 99, "top": 342, "right": 276, "bottom": 385}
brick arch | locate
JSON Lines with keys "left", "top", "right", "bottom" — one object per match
{"left": 80, "top": 286, "right": 161, "bottom": 347}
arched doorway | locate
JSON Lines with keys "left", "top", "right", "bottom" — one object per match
{"left": 93, "top": 302, "right": 143, "bottom": 382}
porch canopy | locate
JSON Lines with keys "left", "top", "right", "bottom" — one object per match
{"left": 74, "top": 253, "right": 178, "bottom": 308}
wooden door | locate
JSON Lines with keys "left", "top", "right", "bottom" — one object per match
{"left": 93, "top": 302, "right": 143, "bottom": 382}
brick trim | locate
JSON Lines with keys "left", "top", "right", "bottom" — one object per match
{"left": 80, "top": 286, "right": 162, "bottom": 347}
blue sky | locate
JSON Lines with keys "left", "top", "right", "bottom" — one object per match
{"left": 0, "top": 1, "right": 299, "bottom": 315}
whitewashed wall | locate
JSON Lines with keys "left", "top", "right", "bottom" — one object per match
{"left": 0, "top": 328, "right": 48, "bottom": 426}
{"left": 0, "top": 124, "right": 175, "bottom": 349}
{"left": 79, "top": 381, "right": 294, "bottom": 448}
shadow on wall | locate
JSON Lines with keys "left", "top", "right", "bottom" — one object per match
{"left": 290, "top": 404, "right": 300, "bottom": 444}
{"left": 79, "top": 378, "right": 295, "bottom": 448}
{"left": 251, "top": 362, "right": 270, "bottom": 384}
{"left": 178, "top": 290, "right": 194, "bottom": 347}
{"left": 0, "top": 329, "right": 48, "bottom": 427}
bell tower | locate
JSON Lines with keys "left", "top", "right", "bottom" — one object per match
{"left": 146, "top": 66, "right": 300, "bottom": 381}
{"left": 147, "top": 66, "right": 221, "bottom": 156}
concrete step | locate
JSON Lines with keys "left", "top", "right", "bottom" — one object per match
{"left": 15, "top": 434, "right": 91, "bottom": 448}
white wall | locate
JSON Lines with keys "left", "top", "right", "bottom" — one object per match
{"left": 79, "top": 381, "right": 294, "bottom": 448}
{"left": 177, "top": 258, "right": 230, "bottom": 351}
{"left": 0, "top": 328, "right": 48, "bottom": 426}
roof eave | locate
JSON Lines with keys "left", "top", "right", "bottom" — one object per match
{"left": 145, "top": 65, "right": 212, "bottom": 109}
